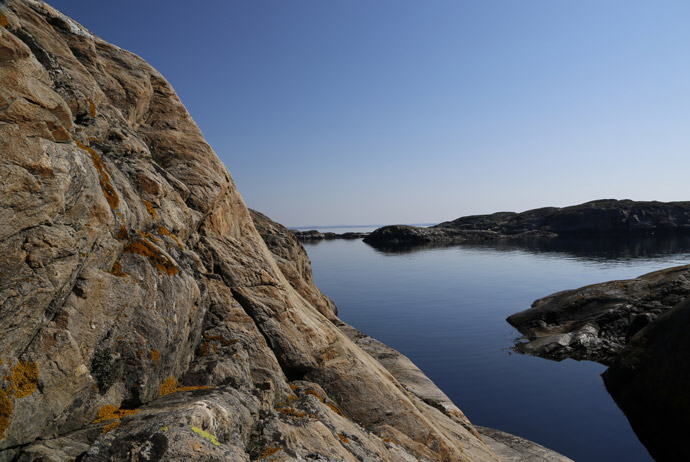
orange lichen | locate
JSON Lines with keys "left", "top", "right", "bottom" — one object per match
{"left": 259, "top": 447, "right": 281, "bottom": 459}
{"left": 102, "top": 420, "right": 121, "bottom": 434}
{"left": 338, "top": 433, "right": 349, "bottom": 444}
{"left": 11, "top": 361, "right": 38, "bottom": 399}
{"left": 110, "top": 260, "right": 127, "bottom": 277}
{"left": 200, "top": 334, "right": 238, "bottom": 357}
{"left": 199, "top": 341, "right": 217, "bottom": 357}
{"left": 325, "top": 403, "right": 345, "bottom": 417}
{"left": 93, "top": 404, "right": 139, "bottom": 423}
{"left": 151, "top": 350, "right": 160, "bottom": 364}
{"left": 157, "top": 225, "right": 183, "bottom": 248}
{"left": 0, "top": 13, "right": 8, "bottom": 28}
{"left": 304, "top": 389, "right": 324, "bottom": 402}
{"left": 116, "top": 225, "right": 129, "bottom": 240}
{"left": 123, "top": 239, "right": 178, "bottom": 276}
{"left": 0, "top": 389, "right": 11, "bottom": 438}
{"left": 142, "top": 200, "right": 156, "bottom": 219}
{"left": 137, "top": 230, "right": 160, "bottom": 243}
{"left": 289, "top": 384, "right": 298, "bottom": 391}
{"left": 88, "top": 99, "right": 96, "bottom": 118}
{"left": 73, "top": 137, "right": 119, "bottom": 209}
{"left": 158, "top": 377, "right": 213, "bottom": 396}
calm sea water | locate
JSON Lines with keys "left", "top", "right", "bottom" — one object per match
{"left": 302, "top": 232, "right": 690, "bottom": 462}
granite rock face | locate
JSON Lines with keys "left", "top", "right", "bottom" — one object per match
{"left": 364, "top": 199, "right": 690, "bottom": 248}
{"left": 0, "top": 2, "right": 518, "bottom": 461}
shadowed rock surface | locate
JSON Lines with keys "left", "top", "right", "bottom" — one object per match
{"left": 364, "top": 199, "right": 690, "bottom": 248}
{"left": 0, "top": 2, "right": 572, "bottom": 461}
{"left": 602, "top": 299, "right": 690, "bottom": 462}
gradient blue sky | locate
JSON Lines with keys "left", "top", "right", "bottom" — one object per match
{"left": 49, "top": 1, "right": 690, "bottom": 227}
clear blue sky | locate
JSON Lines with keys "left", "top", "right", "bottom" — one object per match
{"left": 48, "top": 0, "right": 690, "bottom": 227}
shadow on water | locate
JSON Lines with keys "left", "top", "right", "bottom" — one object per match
{"left": 366, "top": 234, "right": 690, "bottom": 264}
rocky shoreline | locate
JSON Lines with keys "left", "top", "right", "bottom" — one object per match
{"left": 291, "top": 229, "right": 369, "bottom": 241}
{"left": 507, "top": 265, "right": 690, "bottom": 461}
{"left": 363, "top": 199, "right": 690, "bottom": 249}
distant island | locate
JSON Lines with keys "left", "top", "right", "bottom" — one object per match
{"left": 363, "top": 199, "right": 690, "bottom": 248}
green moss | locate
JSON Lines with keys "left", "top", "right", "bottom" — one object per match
{"left": 189, "top": 426, "right": 220, "bottom": 446}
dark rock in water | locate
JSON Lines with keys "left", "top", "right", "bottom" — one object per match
{"left": 292, "top": 230, "right": 369, "bottom": 240}
{"left": 365, "top": 199, "right": 690, "bottom": 248}
{"left": 507, "top": 264, "right": 690, "bottom": 365}
{"left": 603, "top": 299, "right": 690, "bottom": 462}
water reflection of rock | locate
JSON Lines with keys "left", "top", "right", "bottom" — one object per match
{"left": 366, "top": 234, "right": 690, "bottom": 263}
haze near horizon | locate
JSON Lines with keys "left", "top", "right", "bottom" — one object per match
{"left": 49, "top": 0, "right": 690, "bottom": 227}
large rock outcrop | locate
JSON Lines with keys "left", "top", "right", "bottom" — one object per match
{"left": 507, "top": 266, "right": 690, "bottom": 461}
{"left": 507, "top": 264, "right": 690, "bottom": 364}
{"left": 0, "top": 2, "right": 571, "bottom": 461}
{"left": 364, "top": 199, "right": 690, "bottom": 248}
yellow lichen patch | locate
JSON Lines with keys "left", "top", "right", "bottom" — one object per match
{"left": 158, "top": 377, "right": 213, "bottom": 396}
{"left": 338, "top": 433, "right": 349, "bottom": 444}
{"left": 259, "top": 446, "right": 281, "bottom": 459}
{"left": 189, "top": 426, "right": 221, "bottom": 446}
{"left": 93, "top": 405, "right": 139, "bottom": 423}
{"left": 151, "top": 350, "right": 160, "bottom": 364}
{"left": 0, "top": 388, "right": 11, "bottom": 438}
{"left": 102, "top": 420, "right": 121, "bottom": 434}
{"left": 123, "top": 239, "right": 178, "bottom": 276}
{"left": 73, "top": 137, "right": 119, "bottom": 209}
{"left": 142, "top": 200, "right": 156, "bottom": 219}
{"left": 110, "top": 260, "right": 127, "bottom": 277}
{"left": 11, "top": 361, "right": 38, "bottom": 399}
{"left": 157, "top": 226, "right": 183, "bottom": 248}
{"left": 0, "top": 13, "right": 8, "bottom": 28}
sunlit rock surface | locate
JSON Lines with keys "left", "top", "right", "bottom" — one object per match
{"left": 0, "top": 1, "right": 572, "bottom": 461}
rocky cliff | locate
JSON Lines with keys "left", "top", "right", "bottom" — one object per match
{"left": 364, "top": 199, "right": 690, "bottom": 248}
{"left": 0, "top": 2, "right": 572, "bottom": 461}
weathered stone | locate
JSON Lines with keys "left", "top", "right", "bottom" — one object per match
{"left": 0, "top": 1, "right": 572, "bottom": 461}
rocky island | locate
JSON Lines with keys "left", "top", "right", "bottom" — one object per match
{"left": 508, "top": 264, "right": 690, "bottom": 461}
{"left": 0, "top": 2, "right": 573, "bottom": 461}
{"left": 363, "top": 199, "right": 690, "bottom": 249}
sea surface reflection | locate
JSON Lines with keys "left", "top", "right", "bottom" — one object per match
{"left": 303, "top": 234, "right": 690, "bottom": 462}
